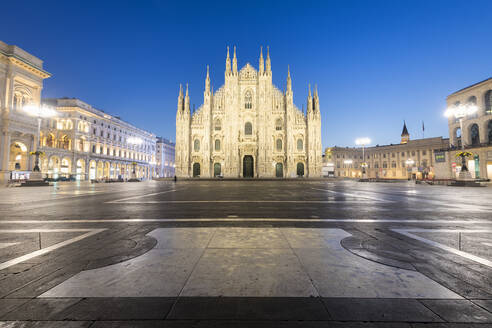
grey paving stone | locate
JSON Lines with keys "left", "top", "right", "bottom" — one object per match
{"left": 0, "top": 321, "right": 92, "bottom": 328}
{"left": 90, "top": 321, "right": 198, "bottom": 328}
{"left": 322, "top": 298, "right": 443, "bottom": 322}
{"left": 0, "top": 298, "right": 81, "bottom": 320}
{"left": 421, "top": 299, "right": 492, "bottom": 323}
{"left": 411, "top": 323, "right": 492, "bottom": 327}
{"left": 194, "top": 321, "right": 412, "bottom": 327}
{"left": 180, "top": 248, "right": 318, "bottom": 297}
{"left": 167, "top": 297, "right": 330, "bottom": 320}
{"left": 0, "top": 299, "right": 30, "bottom": 317}
{"left": 473, "top": 299, "right": 492, "bottom": 313}
{"left": 64, "top": 297, "right": 175, "bottom": 320}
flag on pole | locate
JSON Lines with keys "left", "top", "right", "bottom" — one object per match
{"left": 422, "top": 121, "right": 425, "bottom": 139}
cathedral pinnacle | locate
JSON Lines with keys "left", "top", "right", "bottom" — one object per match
{"left": 185, "top": 83, "right": 189, "bottom": 97}
{"left": 259, "top": 46, "right": 264, "bottom": 73}
{"left": 225, "top": 46, "right": 231, "bottom": 74}
{"left": 266, "top": 46, "right": 271, "bottom": 73}
{"left": 232, "top": 46, "right": 238, "bottom": 74}
{"left": 286, "top": 65, "right": 292, "bottom": 93}
{"left": 205, "top": 65, "right": 210, "bottom": 92}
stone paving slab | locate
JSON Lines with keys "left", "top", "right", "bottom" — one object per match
{"left": 420, "top": 299, "right": 492, "bottom": 323}
{"left": 0, "top": 322, "right": 92, "bottom": 328}
{"left": 167, "top": 297, "right": 330, "bottom": 320}
{"left": 38, "top": 228, "right": 462, "bottom": 299}
{"left": 64, "top": 297, "right": 175, "bottom": 320}
{"left": 0, "top": 298, "right": 81, "bottom": 320}
{"left": 322, "top": 298, "right": 443, "bottom": 322}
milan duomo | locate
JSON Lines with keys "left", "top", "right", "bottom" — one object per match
{"left": 175, "top": 47, "right": 322, "bottom": 178}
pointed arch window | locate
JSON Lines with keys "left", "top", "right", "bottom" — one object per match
{"left": 214, "top": 119, "right": 221, "bottom": 131}
{"left": 245, "top": 122, "right": 252, "bottom": 135}
{"left": 194, "top": 139, "right": 200, "bottom": 152}
{"left": 485, "top": 90, "right": 492, "bottom": 115}
{"left": 276, "top": 139, "right": 282, "bottom": 151}
{"left": 297, "top": 138, "right": 303, "bottom": 151}
{"left": 244, "top": 91, "right": 252, "bottom": 109}
{"left": 275, "top": 118, "right": 283, "bottom": 131}
{"left": 215, "top": 139, "right": 221, "bottom": 151}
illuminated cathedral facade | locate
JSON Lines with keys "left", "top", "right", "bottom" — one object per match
{"left": 175, "top": 47, "right": 322, "bottom": 178}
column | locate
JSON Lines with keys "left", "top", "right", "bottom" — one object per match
{"left": 0, "top": 131, "right": 11, "bottom": 182}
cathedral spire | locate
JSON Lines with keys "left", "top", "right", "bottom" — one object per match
{"left": 313, "top": 84, "right": 319, "bottom": 113}
{"left": 307, "top": 84, "right": 313, "bottom": 112}
{"left": 205, "top": 65, "right": 210, "bottom": 93}
{"left": 232, "top": 46, "right": 238, "bottom": 74}
{"left": 177, "top": 84, "right": 184, "bottom": 113}
{"left": 184, "top": 83, "right": 190, "bottom": 113}
{"left": 259, "top": 46, "right": 264, "bottom": 74}
{"left": 286, "top": 65, "right": 292, "bottom": 93}
{"left": 265, "top": 46, "right": 271, "bottom": 73}
{"left": 225, "top": 46, "right": 231, "bottom": 74}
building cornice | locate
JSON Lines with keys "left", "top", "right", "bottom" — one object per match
{"left": 447, "top": 77, "right": 492, "bottom": 99}
{"left": 0, "top": 50, "right": 51, "bottom": 79}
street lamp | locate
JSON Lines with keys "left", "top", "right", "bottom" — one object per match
{"left": 444, "top": 104, "right": 478, "bottom": 179}
{"left": 355, "top": 138, "right": 370, "bottom": 178}
{"left": 22, "top": 103, "right": 58, "bottom": 180}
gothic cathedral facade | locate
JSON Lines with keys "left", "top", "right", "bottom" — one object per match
{"left": 175, "top": 47, "right": 322, "bottom": 178}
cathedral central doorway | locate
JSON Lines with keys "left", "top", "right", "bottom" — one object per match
{"left": 275, "top": 163, "right": 283, "bottom": 178}
{"left": 193, "top": 163, "right": 200, "bottom": 177}
{"left": 243, "top": 156, "right": 254, "bottom": 178}
{"left": 214, "top": 163, "right": 221, "bottom": 177}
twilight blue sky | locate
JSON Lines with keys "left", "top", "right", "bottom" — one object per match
{"left": 2, "top": 0, "right": 492, "bottom": 147}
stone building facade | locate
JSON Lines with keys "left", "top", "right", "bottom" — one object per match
{"left": 324, "top": 123, "right": 450, "bottom": 180}
{"left": 446, "top": 77, "right": 492, "bottom": 179}
{"left": 39, "top": 98, "right": 156, "bottom": 180}
{"left": 175, "top": 47, "right": 322, "bottom": 178}
{"left": 156, "top": 137, "right": 175, "bottom": 177}
{"left": 0, "top": 40, "right": 51, "bottom": 183}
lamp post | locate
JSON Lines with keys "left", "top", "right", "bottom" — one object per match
{"left": 444, "top": 104, "right": 478, "bottom": 180}
{"left": 355, "top": 138, "right": 370, "bottom": 179}
{"left": 22, "top": 104, "right": 57, "bottom": 182}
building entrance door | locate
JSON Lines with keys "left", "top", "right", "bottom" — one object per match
{"left": 297, "top": 162, "right": 304, "bottom": 177}
{"left": 214, "top": 163, "right": 221, "bottom": 177}
{"left": 276, "top": 163, "right": 283, "bottom": 178}
{"left": 243, "top": 156, "right": 254, "bottom": 178}
{"left": 193, "top": 163, "right": 200, "bottom": 177}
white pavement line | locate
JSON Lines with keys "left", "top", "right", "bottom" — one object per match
{"left": 483, "top": 242, "right": 492, "bottom": 247}
{"left": 0, "top": 229, "right": 106, "bottom": 271}
{"left": 392, "top": 228, "right": 492, "bottom": 268}
{"left": 105, "top": 189, "right": 177, "bottom": 203}
{"left": 0, "top": 219, "right": 490, "bottom": 224}
{"left": 312, "top": 188, "right": 392, "bottom": 202}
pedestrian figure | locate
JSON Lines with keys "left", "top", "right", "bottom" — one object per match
{"left": 174, "top": 175, "right": 177, "bottom": 182}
